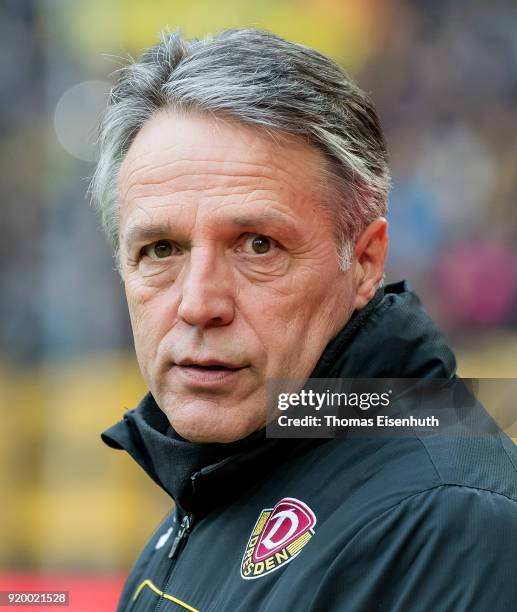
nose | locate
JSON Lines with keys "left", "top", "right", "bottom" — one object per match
{"left": 177, "top": 246, "right": 235, "bottom": 329}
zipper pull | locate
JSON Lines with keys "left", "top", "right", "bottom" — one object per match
{"left": 168, "top": 514, "right": 192, "bottom": 559}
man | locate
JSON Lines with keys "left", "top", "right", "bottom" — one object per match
{"left": 93, "top": 29, "right": 517, "bottom": 611}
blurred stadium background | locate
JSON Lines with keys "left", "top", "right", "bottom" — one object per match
{"left": 1, "top": 0, "right": 516, "bottom": 609}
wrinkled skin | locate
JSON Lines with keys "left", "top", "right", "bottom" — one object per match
{"left": 118, "top": 110, "right": 387, "bottom": 442}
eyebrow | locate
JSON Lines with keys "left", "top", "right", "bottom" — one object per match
{"left": 123, "top": 211, "right": 301, "bottom": 249}
{"left": 123, "top": 225, "right": 173, "bottom": 249}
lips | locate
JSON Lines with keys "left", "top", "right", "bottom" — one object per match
{"left": 173, "top": 358, "right": 248, "bottom": 387}
{"left": 176, "top": 359, "right": 245, "bottom": 370}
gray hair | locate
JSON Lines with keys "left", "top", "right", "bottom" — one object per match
{"left": 91, "top": 28, "right": 390, "bottom": 270}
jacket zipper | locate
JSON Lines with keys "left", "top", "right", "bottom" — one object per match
{"left": 152, "top": 511, "right": 194, "bottom": 612}
{"left": 153, "top": 473, "right": 199, "bottom": 611}
{"left": 168, "top": 513, "right": 193, "bottom": 559}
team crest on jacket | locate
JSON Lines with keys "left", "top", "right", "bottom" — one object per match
{"left": 241, "top": 497, "right": 316, "bottom": 579}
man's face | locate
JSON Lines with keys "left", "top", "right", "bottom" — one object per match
{"left": 118, "top": 110, "right": 360, "bottom": 443}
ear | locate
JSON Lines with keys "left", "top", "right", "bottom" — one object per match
{"left": 352, "top": 217, "right": 388, "bottom": 310}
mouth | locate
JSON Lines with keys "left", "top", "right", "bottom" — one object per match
{"left": 176, "top": 359, "right": 245, "bottom": 370}
{"left": 173, "top": 359, "right": 248, "bottom": 387}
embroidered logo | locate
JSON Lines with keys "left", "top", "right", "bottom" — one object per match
{"left": 240, "top": 497, "right": 316, "bottom": 579}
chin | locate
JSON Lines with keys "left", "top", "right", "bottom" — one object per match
{"left": 173, "top": 419, "right": 257, "bottom": 444}
{"left": 163, "top": 398, "right": 265, "bottom": 444}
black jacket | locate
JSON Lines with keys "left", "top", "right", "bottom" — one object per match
{"left": 102, "top": 281, "right": 517, "bottom": 611}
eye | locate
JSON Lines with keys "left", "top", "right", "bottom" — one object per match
{"left": 244, "top": 234, "right": 276, "bottom": 255}
{"left": 142, "top": 240, "right": 177, "bottom": 260}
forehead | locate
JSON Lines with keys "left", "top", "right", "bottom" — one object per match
{"left": 118, "top": 109, "right": 328, "bottom": 221}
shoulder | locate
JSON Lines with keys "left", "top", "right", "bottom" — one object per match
{"left": 367, "top": 481, "right": 517, "bottom": 541}
{"left": 319, "top": 484, "right": 517, "bottom": 611}
{"left": 304, "top": 416, "right": 517, "bottom": 529}
{"left": 416, "top": 420, "right": 517, "bottom": 502}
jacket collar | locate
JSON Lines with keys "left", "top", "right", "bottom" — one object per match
{"left": 101, "top": 280, "right": 456, "bottom": 515}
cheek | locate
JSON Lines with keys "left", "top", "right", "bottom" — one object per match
{"left": 259, "top": 273, "right": 353, "bottom": 348}
{"left": 264, "top": 276, "right": 343, "bottom": 325}
{"left": 125, "top": 282, "right": 176, "bottom": 359}
{"left": 236, "top": 288, "right": 316, "bottom": 369}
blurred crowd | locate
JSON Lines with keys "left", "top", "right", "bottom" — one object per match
{"left": 1, "top": 0, "right": 516, "bottom": 366}
{"left": 366, "top": 1, "right": 517, "bottom": 328}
